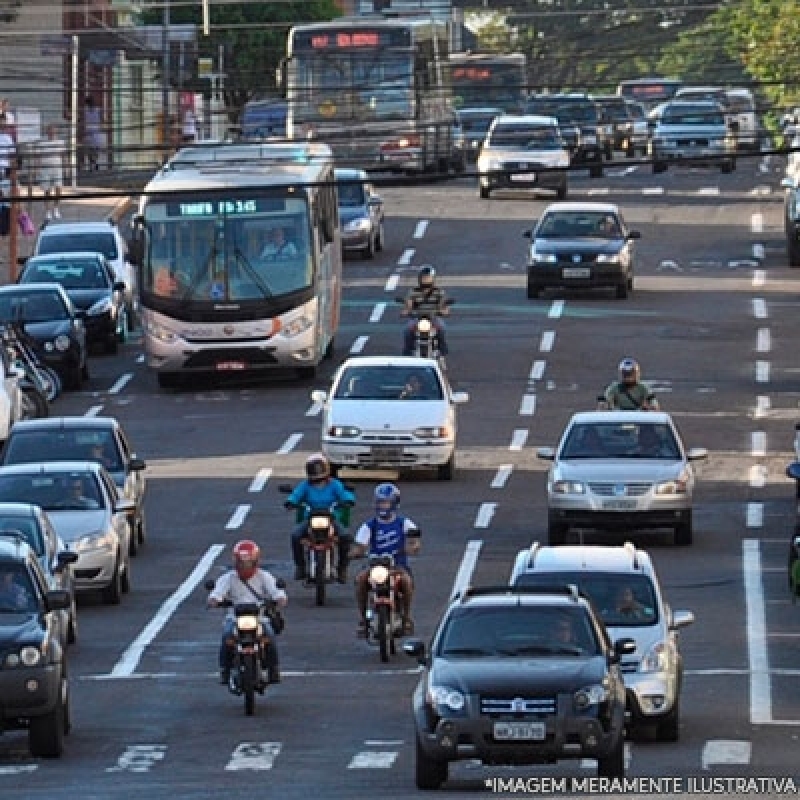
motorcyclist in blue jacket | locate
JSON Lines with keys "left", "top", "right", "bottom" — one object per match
{"left": 286, "top": 453, "right": 355, "bottom": 583}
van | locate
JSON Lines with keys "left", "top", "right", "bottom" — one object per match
{"left": 725, "top": 88, "right": 759, "bottom": 152}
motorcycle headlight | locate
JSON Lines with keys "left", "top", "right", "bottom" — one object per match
{"left": 596, "top": 253, "right": 620, "bottom": 263}
{"left": 281, "top": 315, "right": 313, "bottom": 338}
{"left": 582, "top": 134, "right": 597, "bottom": 145}
{"left": 574, "top": 683, "right": 609, "bottom": 710}
{"left": 369, "top": 565, "right": 390, "bottom": 585}
{"left": 327, "top": 425, "right": 360, "bottom": 438}
{"left": 87, "top": 296, "right": 112, "bottom": 316}
{"left": 533, "top": 253, "right": 557, "bottom": 264}
{"left": 144, "top": 318, "right": 178, "bottom": 344}
{"left": 309, "top": 515, "right": 330, "bottom": 531}
{"left": 427, "top": 685, "right": 466, "bottom": 712}
{"left": 552, "top": 480, "right": 585, "bottom": 494}
{"left": 655, "top": 474, "right": 688, "bottom": 495}
{"left": 72, "top": 531, "right": 115, "bottom": 553}
{"left": 54, "top": 334, "right": 71, "bottom": 352}
{"left": 416, "top": 318, "right": 432, "bottom": 334}
{"left": 237, "top": 615, "right": 259, "bottom": 632}
{"left": 413, "top": 426, "right": 451, "bottom": 439}
{"left": 344, "top": 217, "right": 371, "bottom": 233}
{"left": 640, "top": 641, "right": 668, "bottom": 673}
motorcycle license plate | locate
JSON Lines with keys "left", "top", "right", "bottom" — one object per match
{"left": 493, "top": 722, "right": 546, "bottom": 741}
{"left": 602, "top": 499, "right": 637, "bottom": 511}
{"left": 372, "top": 446, "right": 403, "bottom": 461}
{"left": 216, "top": 361, "right": 247, "bottom": 371}
{"left": 562, "top": 267, "right": 590, "bottom": 279}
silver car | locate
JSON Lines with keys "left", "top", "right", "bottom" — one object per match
{"left": 537, "top": 411, "right": 707, "bottom": 546}
{"left": 0, "top": 462, "right": 134, "bottom": 605}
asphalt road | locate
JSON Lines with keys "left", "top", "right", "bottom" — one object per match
{"left": 2, "top": 152, "right": 800, "bottom": 798}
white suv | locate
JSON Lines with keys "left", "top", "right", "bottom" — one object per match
{"left": 509, "top": 542, "right": 694, "bottom": 741}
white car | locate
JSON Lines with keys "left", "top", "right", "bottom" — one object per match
{"left": 0, "top": 344, "right": 23, "bottom": 442}
{"left": 725, "top": 88, "right": 760, "bottom": 152}
{"left": 311, "top": 356, "right": 468, "bottom": 480}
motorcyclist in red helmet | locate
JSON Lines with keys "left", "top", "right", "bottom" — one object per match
{"left": 207, "top": 539, "right": 288, "bottom": 686}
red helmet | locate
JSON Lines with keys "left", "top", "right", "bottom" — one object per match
{"left": 232, "top": 539, "right": 260, "bottom": 581}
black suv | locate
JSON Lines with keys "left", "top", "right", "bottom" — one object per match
{"left": 593, "top": 95, "right": 634, "bottom": 158}
{"left": 404, "top": 585, "right": 634, "bottom": 789}
{"left": 524, "top": 94, "right": 604, "bottom": 178}
{"left": 0, "top": 537, "right": 72, "bottom": 757}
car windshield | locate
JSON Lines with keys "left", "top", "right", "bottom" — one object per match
{"left": 22, "top": 257, "right": 109, "bottom": 290}
{"left": 0, "top": 473, "right": 103, "bottom": 511}
{"left": 559, "top": 422, "right": 681, "bottom": 460}
{"left": 0, "top": 517, "right": 44, "bottom": 557}
{"left": 38, "top": 232, "right": 118, "bottom": 260}
{"left": 0, "top": 563, "right": 37, "bottom": 613}
{"left": 488, "top": 125, "right": 562, "bottom": 149}
{"left": 458, "top": 113, "right": 499, "bottom": 134}
{"left": 437, "top": 606, "right": 599, "bottom": 657}
{"left": 0, "top": 290, "right": 69, "bottom": 323}
{"left": 526, "top": 100, "right": 597, "bottom": 125}
{"left": 4, "top": 430, "right": 123, "bottom": 472}
{"left": 661, "top": 104, "right": 724, "bottom": 126}
{"left": 514, "top": 572, "right": 658, "bottom": 628}
{"left": 336, "top": 180, "right": 366, "bottom": 208}
{"left": 536, "top": 212, "right": 622, "bottom": 239}
{"left": 334, "top": 366, "right": 443, "bottom": 400}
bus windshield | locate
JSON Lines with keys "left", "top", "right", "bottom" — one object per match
{"left": 142, "top": 193, "right": 313, "bottom": 306}
{"left": 451, "top": 64, "right": 524, "bottom": 110}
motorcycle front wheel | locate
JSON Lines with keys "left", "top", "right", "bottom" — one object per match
{"left": 314, "top": 551, "right": 327, "bottom": 607}
{"left": 241, "top": 655, "right": 256, "bottom": 716}
{"left": 377, "top": 605, "right": 390, "bottom": 663}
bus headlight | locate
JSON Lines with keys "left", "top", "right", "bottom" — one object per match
{"left": 282, "top": 316, "right": 313, "bottom": 337}
{"left": 144, "top": 318, "right": 178, "bottom": 344}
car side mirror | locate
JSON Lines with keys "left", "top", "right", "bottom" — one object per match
{"left": 311, "top": 389, "right": 327, "bottom": 404}
{"left": 670, "top": 609, "right": 695, "bottom": 630}
{"left": 787, "top": 462, "right": 800, "bottom": 482}
{"left": 46, "top": 589, "right": 72, "bottom": 612}
{"left": 129, "top": 457, "right": 146, "bottom": 471}
{"left": 627, "top": 230, "right": 641, "bottom": 240}
{"left": 403, "top": 638, "right": 426, "bottom": 663}
{"left": 611, "top": 637, "right": 637, "bottom": 662}
{"left": 687, "top": 447, "right": 708, "bottom": 462}
{"left": 536, "top": 447, "right": 555, "bottom": 461}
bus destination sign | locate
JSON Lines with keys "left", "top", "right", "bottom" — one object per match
{"left": 293, "top": 27, "right": 411, "bottom": 51}
{"left": 165, "top": 198, "right": 285, "bottom": 217}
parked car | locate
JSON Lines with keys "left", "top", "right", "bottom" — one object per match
{"left": 334, "top": 168, "right": 385, "bottom": 259}
{"left": 455, "top": 107, "right": 503, "bottom": 162}
{"left": 0, "top": 501, "right": 78, "bottom": 646}
{"left": 536, "top": 410, "right": 708, "bottom": 545}
{"left": 0, "top": 461, "right": 134, "bottom": 604}
{"left": 477, "top": 114, "right": 570, "bottom": 199}
{"left": 310, "top": 356, "right": 468, "bottom": 480}
{"left": 0, "top": 537, "right": 72, "bottom": 757}
{"left": 0, "top": 416, "right": 147, "bottom": 554}
{"left": 523, "top": 201, "right": 640, "bottom": 299}
{"left": 404, "top": 584, "right": 633, "bottom": 788}
{"left": 510, "top": 542, "right": 695, "bottom": 740}
{"left": 0, "top": 284, "right": 89, "bottom": 390}
{"left": 17, "top": 251, "right": 128, "bottom": 353}
{"left": 781, "top": 175, "right": 800, "bottom": 267}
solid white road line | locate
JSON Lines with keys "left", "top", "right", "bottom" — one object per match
{"left": 397, "top": 248, "right": 415, "bottom": 266}
{"left": 755, "top": 361, "right": 770, "bottom": 383}
{"left": 746, "top": 503, "right": 763, "bottom": 528}
{"left": 697, "top": 187, "right": 720, "bottom": 195}
{"left": 749, "top": 465, "right": 767, "bottom": 489}
{"left": 87, "top": 667, "right": 423, "bottom": 681}
{"left": 753, "top": 243, "right": 765, "bottom": 260}
{"left": 110, "top": 544, "right": 225, "bottom": 677}
{"left": 642, "top": 187, "right": 664, "bottom": 195}
{"left": 751, "top": 431, "right": 766, "bottom": 457}
{"left": 85, "top": 404, "right": 104, "bottom": 417}
{"left": 365, "top": 740, "right": 405, "bottom": 746}
{"left": 450, "top": 540, "right": 482, "bottom": 599}
{"left": 413, "top": 220, "right": 429, "bottom": 239}
{"left": 225, "top": 742, "right": 282, "bottom": 771}
{"left": 369, "top": 302, "right": 386, "bottom": 322}
{"left": 475, "top": 503, "right": 496, "bottom": 528}
{"left": 751, "top": 212, "right": 764, "bottom": 234}
{"left": 491, "top": 465, "right": 513, "bottom": 489}
{"left": 701, "top": 740, "right": 752, "bottom": 769}
{"left": 248, "top": 468, "right": 272, "bottom": 493}
{"left": 510, "top": 430, "right": 528, "bottom": 451}
{"left": 752, "top": 297, "right": 767, "bottom": 319}
{"left": 350, "top": 335, "right": 369, "bottom": 354}
{"left": 225, "top": 504, "right": 251, "bottom": 530}
{"left": 756, "top": 328, "right": 770, "bottom": 353}
{"left": 277, "top": 433, "right": 303, "bottom": 454}
{"left": 539, "top": 331, "right": 555, "bottom": 352}
{"left": 743, "top": 539, "right": 771, "bottom": 724}
{"left": 384, "top": 274, "right": 399, "bottom": 292}
{"left": 519, "top": 394, "right": 536, "bottom": 415}
{"left": 548, "top": 300, "right": 564, "bottom": 319}
{"left": 529, "top": 360, "right": 546, "bottom": 381}
{"left": 109, "top": 373, "right": 133, "bottom": 394}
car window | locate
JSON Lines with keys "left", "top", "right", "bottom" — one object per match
{"left": 0, "top": 517, "right": 44, "bottom": 556}
{"left": 335, "top": 366, "right": 444, "bottom": 400}
{"left": 0, "top": 290, "right": 69, "bottom": 323}
{"left": 514, "top": 572, "right": 659, "bottom": 627}
{"left": 0, "top": 562, "right": 38, "bottom": 613}
{"left": 4, "top": 430, "right": 123, "bottom": 471}
{"left": 0, "top": 472, "right": 103, "bottom": 511}
{"left": 38, "top": 232, "right": 119, "bottom": 261}
{"left": 488, "top": 125, "right": 562, "bottom": 150}
{"left": 23, "top": 257, "right": 109, "bottom": 290}
{"left": 560, "top": 422, "right": 681, "bottom": 460}
{"left": 661, "top": 104, "right": 724, "bottom": 126}
{"left": 536, "top": 212, "right": 622, "bottom": 239}
{"left": 337, "top": 181, "right": 366, "bottom": 208}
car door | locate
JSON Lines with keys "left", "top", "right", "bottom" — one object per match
{"left": 98, "top": 468, "right": 131, "bottom": 559}
{"left": 0, "top": 345, "right": 21, "bottom": 432}
{"left": 365, "top": 182, "right": 383, "bottom": 232}
{"left": 115, "top": 427, "right": 145, "bottom": 513}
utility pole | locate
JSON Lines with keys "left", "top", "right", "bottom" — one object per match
{"left": 161, "top": 0, "right": 171, "bottom": 161}
{"left": 71, "top": 35, "right": 79, "bottom": 187}
{"left": 8, "top": 159, "right": 18, "bottom": 283}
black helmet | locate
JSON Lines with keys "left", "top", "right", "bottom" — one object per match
{"left": 418, "top": 266, "right": 436, "bottom": 288}
{"left": 305, "top": 453, "right": 330, "bottom": 482}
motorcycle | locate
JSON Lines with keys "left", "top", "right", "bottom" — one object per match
{"left": 395, "top": 297, "right": 454, "bottom": 363}
{"left": 1, "top": 325, "right": 51, "bottom": 418}
{"left": 2, "top": 323, "right": 60, "bottom": 405}
{"left": 363, "top": 554, "right": 405, "bottom": 663}
{"left": 204, "top": 577, "right": 285, "bottom": 717}
{"left": 279, "top": 484, "right": 353, "bottom": 607}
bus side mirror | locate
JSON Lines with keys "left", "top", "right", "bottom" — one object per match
{"left": 276, "top": 59, "right": 287, "bottom": 96}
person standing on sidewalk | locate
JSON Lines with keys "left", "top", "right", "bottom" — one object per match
{"left": 83, "top": 96, "right": 105, "bottom": 171}
{"left": 37, "top": 124, "right": 66, "bottom": 220}
{"left": 0, "top": 114, "right": 15, "bottom": 244}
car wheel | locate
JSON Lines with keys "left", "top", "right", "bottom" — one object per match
{"left": 674, "top": 511, "right": 693, "bottom": 546}
{"left": 375, "top": 222, "right": 385, "bottom": 252}
{"left": 596, "top": 736, "right": 625, "bottom": 778}
{"left": 136, "top": 510, "right": 147, "bottom": 547}
{"left": 67, "top": 597, "right": 78, "bottom": 644}
{"left": 28, "top": 674, "right": 67, "bottom": 758}
{"left": 128, "top": 521, "right": 139, "bottom": 557}
{"left": 556, "top": 182, "right": 568, "bottom": 200}
{"left": 437, "top": 453, "right": 455, "bottom": 481}
{"left": 656, "top": 700, "right": 680, "bottom": 742}
{"left": 652, "top": 161, "right": 667, "bottom": 174}
{"left": 589, "top": 163, "right": 603, "bottom": 179}
{"left": 527, "top": 279, "right": 542, "bottom": 299}
{"left": 547, "top": 514, "right": 568, "bottom": 545}
{"left": 102, "top": 558, "right": 123, "bottom": 605}
{"left": 615, "top": 280, "right": 629, "bottom": 300}
{"left": 362, "top": 235, "right": 375, "bottom": 260}
{"left": 415, "top": 736, "right": 448, "bottom": 790}
{"left": 788, "top": 238, "right": 800, "bottom": 267}
{"left": 479, "top": 184, "right": 490, "bottom": 199}
{"left": 121, "top": 556, "right": 131, "bottom": 594}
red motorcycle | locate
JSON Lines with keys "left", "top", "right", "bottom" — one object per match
{"left": 365, "top": 554, "right": 405, "bottom": 663}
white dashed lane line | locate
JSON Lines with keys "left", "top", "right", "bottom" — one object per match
{"left": 413, "top": 220, "right": 429, "bottom": 239}
{"left": 753, "top": 243, "right": 765, "bottom": 260}
{"left": 754, "top": 396, "right": 770, "bottom": 419}
{"left": 491, "top": 465, "right": 513, "bottom": 489}
{"left": 305, "top": 399, "right": 323, "bottom": 417}
{"left": 746, "top": 503, "right": 764, "bottom": 529}
{"left": 225, "top": 504, "right": 251, "bottom": 530}
{"left": 642, "top": 187, "right": 664, "bottom": 195}
{"left": 276, "top": 433, "right": 303, "bottom": 454}
{"left": 109, "top": 373, "right": 133, "bottom": 394}
{"left": 397, "top": 248, "right": 415, "bottom": 266}
{"left": 474, "top": 503, "right": 496, "bottom": 529}
{"left": 529, "top": 360, "right": 546, "bottom": 381}
{"left": 450, "top": 540, "right": 483, "bottom": 598}
{"left": 539, "top": 331, "right": 555, "bottom": 352}
{"left": 751, "top": 431, "right": 766, "bottom": 458}
{"left": 749, "top": 465, "right": 767, "bottom": 489}
{"left": 350, "top": 335, "right": 369, "bottom": 354}
{"left": 509, "top": 430, "right": 528, "bottom": 451}
{"left": 369, "top": 302, "right": 386, "bottom": 322}
{"left": 547, "top": 300, "right": 564, "bottom": 319}
{"left": 756, "top": 328, "right": 770, "bottom": 353}
{"left": 519, "top": 394, "right": 536, "bottom": 416}
{"left": 384, "top": 274, "right": 399, "bottom": 292}
{"left": 751, "top": 212, "right": 764, "bottom": 234}
{"left": 85, "top": 404, "right": 104, "bottom": 417}
{"left": 248, "top": 468, "right": 272, "bottom": 493}
{"left": 697, "top": 187, "right": 720, "bottom": 196}
{"left": 755, "top": 361, "right": 770, "bottom": 384}
{"left": 752, "top": 297, "right": 767, "bottom": 319}
{"left": 752, "top": 269, "right": 766, "bottom": 288}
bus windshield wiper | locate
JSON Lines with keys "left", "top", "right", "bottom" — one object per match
{"left": 180, "top": 245, "right": 217, "bottom": 304}
{"left": 232, "top": 245, "right": 274, "bottom": 299}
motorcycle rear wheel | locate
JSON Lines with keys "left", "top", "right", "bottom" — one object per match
{"left": 21, "top": 385, "right": 49, "bottom": 419}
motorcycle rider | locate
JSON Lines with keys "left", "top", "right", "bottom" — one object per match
{"left": 350, "top": 483, "right": 421, "bottom": 638}
{"left": 286, "top": 453, "right": 355, "bottom": 583}
{"left": 603, "top": 357, "right": 660, "bottom": 411}
{"left": 401, "top": 266, "right": 450, "bottom": 357}
{"left": 207, "top": 539, "right": 287, "bottom": 686}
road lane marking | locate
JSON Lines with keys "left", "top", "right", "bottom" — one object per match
{"left": 365, "top": 739, "right": 404, "bottom": 746}
{"left": 475, "top": 502, "right": 496, "bottom": 528}
{"left": 225, "top": 504, "right": 251, "bottom": 530}
{"left": 756, "top": 328, "right": 770, "bottom": 352}
{"left": 109, "top": 373, "right": 133, "bottom": 394}
{"left": 749, "top": 465, "right": 767, "bottom": 488}
{"left": 0, "top": 766, "right": 38, "bottom": 774}
{"left": 701, "top": 740, "right": 752, "bottom": 769}
{"left": 697, "top": 187, "right": 720, "bottom": 195}
{"left": 755, "top": 361, "right": 770, "bottom": 383}
{"left": 539, "top": 331, "right": 555, "bottom": 352}
{"left": 85, "top": 404, "right": 104, "bottom": 417}
{"left": 277, "top": 433, "right": 303, "bottom": 454}
{"left": 107, "top": 745, "right": 167, "bottom": 773}
{"left": 753, "top": 243, "right": 765, "bottom": 260}
{"left": 491, "top": 465, "right": 513, "bottom": 488}
{"left": 248, "top": 468, "right": 272, "bottom": 493}
{"left": 743, "top": 539, "right": 771, "bottom": 724}
{"left": 86, "top": 667, "right": 424, "bottom": 681}
{"left": 136, "top": 353, "right": 146, "bottom": 363}
{"left": 529, "top": 360, "right": 546, "bottom": 381}
{"left": 746, "top": 503, "right": 763, "bottom": 528}
{"left": 751, "top": 431, "right": 766, "bottom": 457}
{"left": 385, "top": 274, "right": 399, "bottom": 292}
{"left": 519, "top": 394, "right": 536, "bottom": 415}
{"left": 306, "top": 400, "right": 323, "bottom": 416}
{"left": 348, "top": 751, "right": 398, "bottom": 769}
{"left": 110, "top": 544, "right": 225, "bottom": 677}
{"left": 369, "top": 302, "right": 386, "bottom": 322}
{"left": 510, "top": 429, "right": 528, "bottom": 451}
{"left": 754, "top": 396, "right": 770, "bottom": 419}
{"left": 350, "top": 335, "right": 369, "bottom": 354}
{"left": 397, "top": 248, "right": 415, "bottom": 266}
{"left": 548, "top": 300, "right": 564, "bottom": 318}
{"left": 225, "top": 743, "right": 282, "bottom": 771}
{"left": 587, "top": 188, "right": 609, "bottom": 195}
{"left": 413, "top": 220, "right": 429, "bottom": 239}
{"left": 751, "top": 213, "right": 764, "bottom": 234}
{"left": 752, "top": 297, "right": 767, "bottom": 319}
{"left": 450, "top": 540, "right": 482, "bottom": 599}
{"left": 642, "top": 187, "right": 664, "bottom": 195}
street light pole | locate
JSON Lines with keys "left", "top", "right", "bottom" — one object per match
{"left": 161, "top": 0, "right": 171, "bottom": 161}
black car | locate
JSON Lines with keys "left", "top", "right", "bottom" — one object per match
{"left": 524, "top": 202, "right": 641, "bottom": 299}
{"left": 0, "top": 537, "right": 72, "bottom": 757}
{"left": 781, "top": 176, "right": 800, "bottom": 267}
{"left": 404, "top": 585, "right": 633, "bottom": 789}
{"left": 593, "top": 95, "right": 634, "bottom": 158}
{"left": 0, "top": 284, "right": 88, "bottom": 390}
{"left": 455, "top": 107, "right": 503, "bottom": 162}
{"left": 18, "top": 251, "right": 128, "bottom": 354}
{"left": 1, "top": 417, "right": 147, "bottom": 555}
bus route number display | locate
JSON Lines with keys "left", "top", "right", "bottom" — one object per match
{"left": 166, "top": 198, "right": 284, "bottom": 217}
{"left": 294, "top": 27, "right": 411, "bottom": 51}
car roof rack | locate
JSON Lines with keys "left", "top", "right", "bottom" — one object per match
{"left": 458, "top": 584, "right": 583, "bottom": 603}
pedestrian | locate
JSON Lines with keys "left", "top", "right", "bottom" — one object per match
{"left": 37, "top": 124, "right": 66, "bottom": 220}
{"left": 0, "top": 99, "right": 16, "bottom": 142}
{"left": 83, "top": 96, "right": 104, "bottom": 171}
{"left": 182, "top": 107, "right": 198, "bottom": 144}
{"left": 0, "top": 113, "right": 13, "bottom": 181}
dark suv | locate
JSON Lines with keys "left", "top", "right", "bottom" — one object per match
{"left": 593, "top": 95, "right": 634, "bottom": 158}
{"left": 0, "top": 537, "right": 72, "bottom": 757}
{"left": 404, "top": 585, "right": 633, "bottom": 789}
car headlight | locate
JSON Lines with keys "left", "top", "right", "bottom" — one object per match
{"left": 479, "top": 157, "right": 501, "bottom": 171}
{"left": 72, "top": 531, "right": 115, "bottom": 553}
{"left": 87, "top": 296, "right": 112, "bottom": 316}
{"left": 281, "top": 315, "right": 313, "bottom": 338}
{"left": 344, "top": 217, "right": 371, "bottom": 233}
{"left": 427, "top": 685, "right": 466, "bottom": 712}
{"left": 327, "top": 425, "right": 361, "bottom": 438}
{"left": 574, "top": 683, "right": 609, "bottom": 710}
{"left": 552, "top": 480, "right": 585, "bottom": 494}
{"left": 655, "top": 473, "right": 689, "bottom": 495}
{"left": 54, "top": 334, "right": 71, "bottom": 352}
{"left": 640, "top": 641, "right": 668, "bottom": 673}
{"left": 710, "top": 138, "right": 725, "bottom": 147}
{"left": 5, "top": 646, "right": 43, "bottom": 668}
{"left": 413, "top": 425, "right": 452, "bottom": 439}
{"left": 533, "top": 253, "right": 557, "bottom": 264}
{"left": 596, "top": 253, "right": 620, "bottom": 263}
{"left": 144, "top": 318, "right": 178, "bottom": 344}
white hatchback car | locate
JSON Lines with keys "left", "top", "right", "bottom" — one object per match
{"left": 311, "top": 356, "right": 468, "bottom": 480}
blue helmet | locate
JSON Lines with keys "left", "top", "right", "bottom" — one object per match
{"left": 374, "top": 482, "right": 400, "bottom": 519}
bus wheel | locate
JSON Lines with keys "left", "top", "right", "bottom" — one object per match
{"left": 297, "top": 366, "right": 317, "bottom": 380}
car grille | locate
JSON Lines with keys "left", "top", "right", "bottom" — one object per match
{"left": 675, "top": 138, "right": 710, "bottom": 147}
{"left": 556, "top": 253, "right": 599, "bottom": 265}
{"left": 360, "top": 433, "right": 415, "bottom": 443}
{"left": 588, "top": 482, "right": 652, "bottom": 496}
{"left": 504, "top": 160, "right": 546, "bottom": 171}
{"left": 481, "top": 697, "right": 557, "bottom": 715}
{"left": 619, "top": 661, "right": 639, "bottom": 674}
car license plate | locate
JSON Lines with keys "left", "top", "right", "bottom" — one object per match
{"left": 562, "top": 267, "right": 590, "bottom": 278}
{"left": 371, "top": 446, "right": 403, "bottom": 461}
{"left": 216, "top": 361, "right": 247, "bottom": 371}
{"left": 511, "top": 173, "right": 537, "bottom": 182}
{"left": 602, "top": 499, "right": 638, "bottom": 511}
{"left": 493, "top": 722, "right": 546, "bottom": 741}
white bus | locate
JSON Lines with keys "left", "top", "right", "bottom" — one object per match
{"left": 131, "top": 142, "right": 341, "bottom": 388}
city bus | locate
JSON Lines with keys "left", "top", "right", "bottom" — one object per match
{"left": 131, "top": 142, "right": 341, "bottom": 388}
{"left": 448, "top": 52, "right": 527, "bottom": 112}
{"left": 616, "top": 78, "right": 683, "bottom": 112}
{"left": 282, "top": 15, "right": 456, "bottom": 172}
